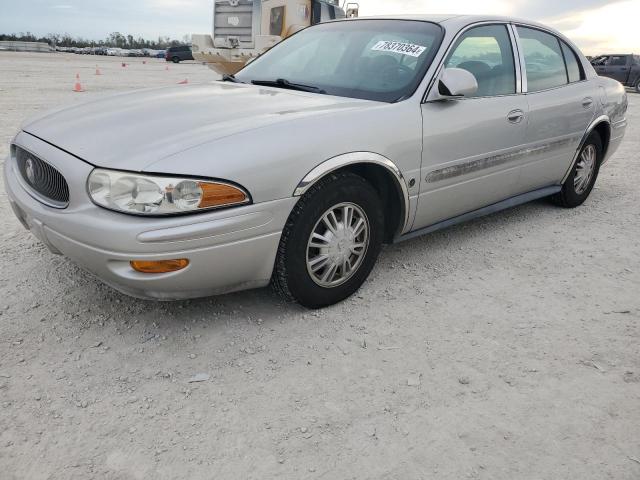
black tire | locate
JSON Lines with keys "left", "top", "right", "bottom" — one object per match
{"left": 172, "top": 56, "right": 180, "bottom": 64}
{"left": 551, "top": 131, "right": 603, "bottom": 208}
{"left": 271, "top": 172, "right": 384, "bottom": 309}
{"left": 635, "top": 78, "right": 640, "bottom": 94}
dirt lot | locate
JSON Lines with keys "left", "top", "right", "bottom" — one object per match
{"left": 0, "top": 51, "right": 639, "bottom": 480}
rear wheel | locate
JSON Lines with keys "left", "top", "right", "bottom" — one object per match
{"left": 551, "top": 132, "right": 602, "bottom": 208}
{"left": 172, "top": 56, "right": 180, "bottom": 63}
{"left": 272, "top": 172, "right": 384, "bottom": 308}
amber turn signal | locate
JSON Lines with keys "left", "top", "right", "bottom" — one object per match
{"left": 130, "top": 259, "right": 189, "bottom": 274}
{"left": 198, "top": 182, "right": 247, "bottom": 208}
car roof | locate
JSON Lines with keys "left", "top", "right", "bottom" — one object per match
{"left": 345, "top": 14, "right": 560, "bottom": 35}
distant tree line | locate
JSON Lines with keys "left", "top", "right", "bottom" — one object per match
{"left": 0, "top": 32, "right": 190, "bottom": 49}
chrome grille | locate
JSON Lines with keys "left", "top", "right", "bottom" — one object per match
{"left": 15, "top": 146, "right": 70, "bottom": 208}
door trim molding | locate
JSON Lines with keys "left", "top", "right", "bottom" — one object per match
{"left": 424, "top": 135, "right": 581, "bottom": 184}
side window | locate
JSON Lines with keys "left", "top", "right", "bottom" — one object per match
{"left": 516, "top": 26, "right": 567, "bottom": 92}
{"left": 607, "top": 55, "right": 628, "bottom": 66}
{"left": 560, "top": 41, "right": 583, "bottom": 83}
{"left": 269, "top": 6, "right": 285, "bottom": 36}
{"left": 445, "top": 25, "right": 516, "bottom": 97}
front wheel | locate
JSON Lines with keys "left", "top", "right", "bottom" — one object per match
{"left": 551, "top": 131, "right": 602, "bottom": 208}
{"left": 172, "top": 56, "right": 180, "bottom": 63}
{"left": 272, "top": 172, "right": 384, "bottom": 308}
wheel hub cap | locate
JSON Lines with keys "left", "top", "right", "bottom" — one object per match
{"left": 306, "top": 202, "right": 370, "bottom": 288}
{"left": 574, "top": 144, "right": 596, "bottom": 195}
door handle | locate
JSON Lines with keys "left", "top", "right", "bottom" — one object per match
{"left": 582, "top": 97, "right": 593, "bottom": 108}
{"left": 507, "top": 109, "right": 524, "bottom": 124}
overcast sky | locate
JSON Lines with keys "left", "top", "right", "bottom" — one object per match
{"left": 1, "top": 0, "right": 638, "bottom": 54}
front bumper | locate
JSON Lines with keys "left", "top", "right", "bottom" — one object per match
{"left": 4, "top": 131, "right": 298, "bottom": 300}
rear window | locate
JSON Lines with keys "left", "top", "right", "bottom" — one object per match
{"left": 517, "top": 26, "right": 567, "bottom": 92}
{"left": 560, "top": 41, "right": 583, "bottom": 83}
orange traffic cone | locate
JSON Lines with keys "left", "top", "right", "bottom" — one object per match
{"left": 178, "top": 79, "right": 188, "bottom": 85}
{"left": 165, "top": 65, "right": 169, "bottom": 71}
{"left": 73, "top": 74, "right": 85, "bottom": 92}
{"left": 142, "top": 60, "right": 147, "bottom": 65}
{"left": 121, "top": 62, "right": 127, "bottom": 68}
{"left": 95, "top": 66, "right": 102, "bottom": 75}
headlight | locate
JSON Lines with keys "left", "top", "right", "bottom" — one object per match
{"left": 87, "top": 169, "right": 250, "bottom": 215}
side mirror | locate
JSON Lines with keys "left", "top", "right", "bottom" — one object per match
{"left": 436, "top": 68, "right": 478, "bottom": 99}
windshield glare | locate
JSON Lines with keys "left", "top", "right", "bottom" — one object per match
{"left": 235, "top": 20, "right": 444, "bottom": 102}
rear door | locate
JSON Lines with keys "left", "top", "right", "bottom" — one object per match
{"left": 415, "top": 24, "right": 528, "bottom": 229}
{"left": 631, "top": 56, "right": 640, "bottom": 87}
{"left": 602, "top": 55, "right": 631, "bottom": 83}
{"left": 514, "top": 26, "right": 595, "bottom": 191}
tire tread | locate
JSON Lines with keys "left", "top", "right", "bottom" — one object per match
{"left": 551, "top": 131, "right": 602, "bottom": 208}
{"left": 270, "top": 171, "right": 377, "bottom": 304}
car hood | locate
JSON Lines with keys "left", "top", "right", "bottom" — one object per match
{"left": 22, "top": 82, "right": 376, "bottom": 171}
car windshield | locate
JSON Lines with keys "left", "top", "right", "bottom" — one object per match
{"left": 234, "top": 19, "right": 444, "bottom": 102}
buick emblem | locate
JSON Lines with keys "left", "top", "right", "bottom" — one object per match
{"left": 25, "top": 158, "right": 36, "bottom": 184}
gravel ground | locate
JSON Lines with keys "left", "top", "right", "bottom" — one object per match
{"left": 0, "top": 52, "right": 639, "bottom": 480}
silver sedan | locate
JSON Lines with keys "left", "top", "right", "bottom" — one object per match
{"left": 4, "top": 15, "right": 628, "bottom": 308}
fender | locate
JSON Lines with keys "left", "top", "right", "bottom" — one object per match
{"left": 293, "top": 151, "right": 411, "bottom": 234}
{"left": 560, "top": 115, "right": 610, "bottom": 185}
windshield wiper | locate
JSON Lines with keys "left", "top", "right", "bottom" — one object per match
{"left": 251, "top": 78, "right": 326, "bottom": 94}
{"left": 221, "top": 73, "right": 245, "bottom": 83}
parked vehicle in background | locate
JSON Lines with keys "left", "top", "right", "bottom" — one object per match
{"left": 165, "top": 45, "right": 194, "bottom": 63}
{"left": 591, "top": 54, "right": 640, "bottom": 92}
{"left": 155, "top": 50, "right": 166, "bottom": 58}
{"left": 5, "top": 16, "right": 628, "bottom": 308}
{"left": 105, "top": 48, "right": 131, "bottom": 57}
{"left": 192, "top": 0, "right": 359, "bottom": 75}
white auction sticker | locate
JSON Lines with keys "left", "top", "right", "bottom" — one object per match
{"left": 371, "top": 40, "right": 427, "bottom": 57}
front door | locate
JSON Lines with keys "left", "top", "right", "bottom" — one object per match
{"left": 414, "top": 24, "right": 527, "bottom": 229}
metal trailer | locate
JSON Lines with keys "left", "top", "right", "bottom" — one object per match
{"left": 192, "top": 0, "right": 358, "bottom": 75}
